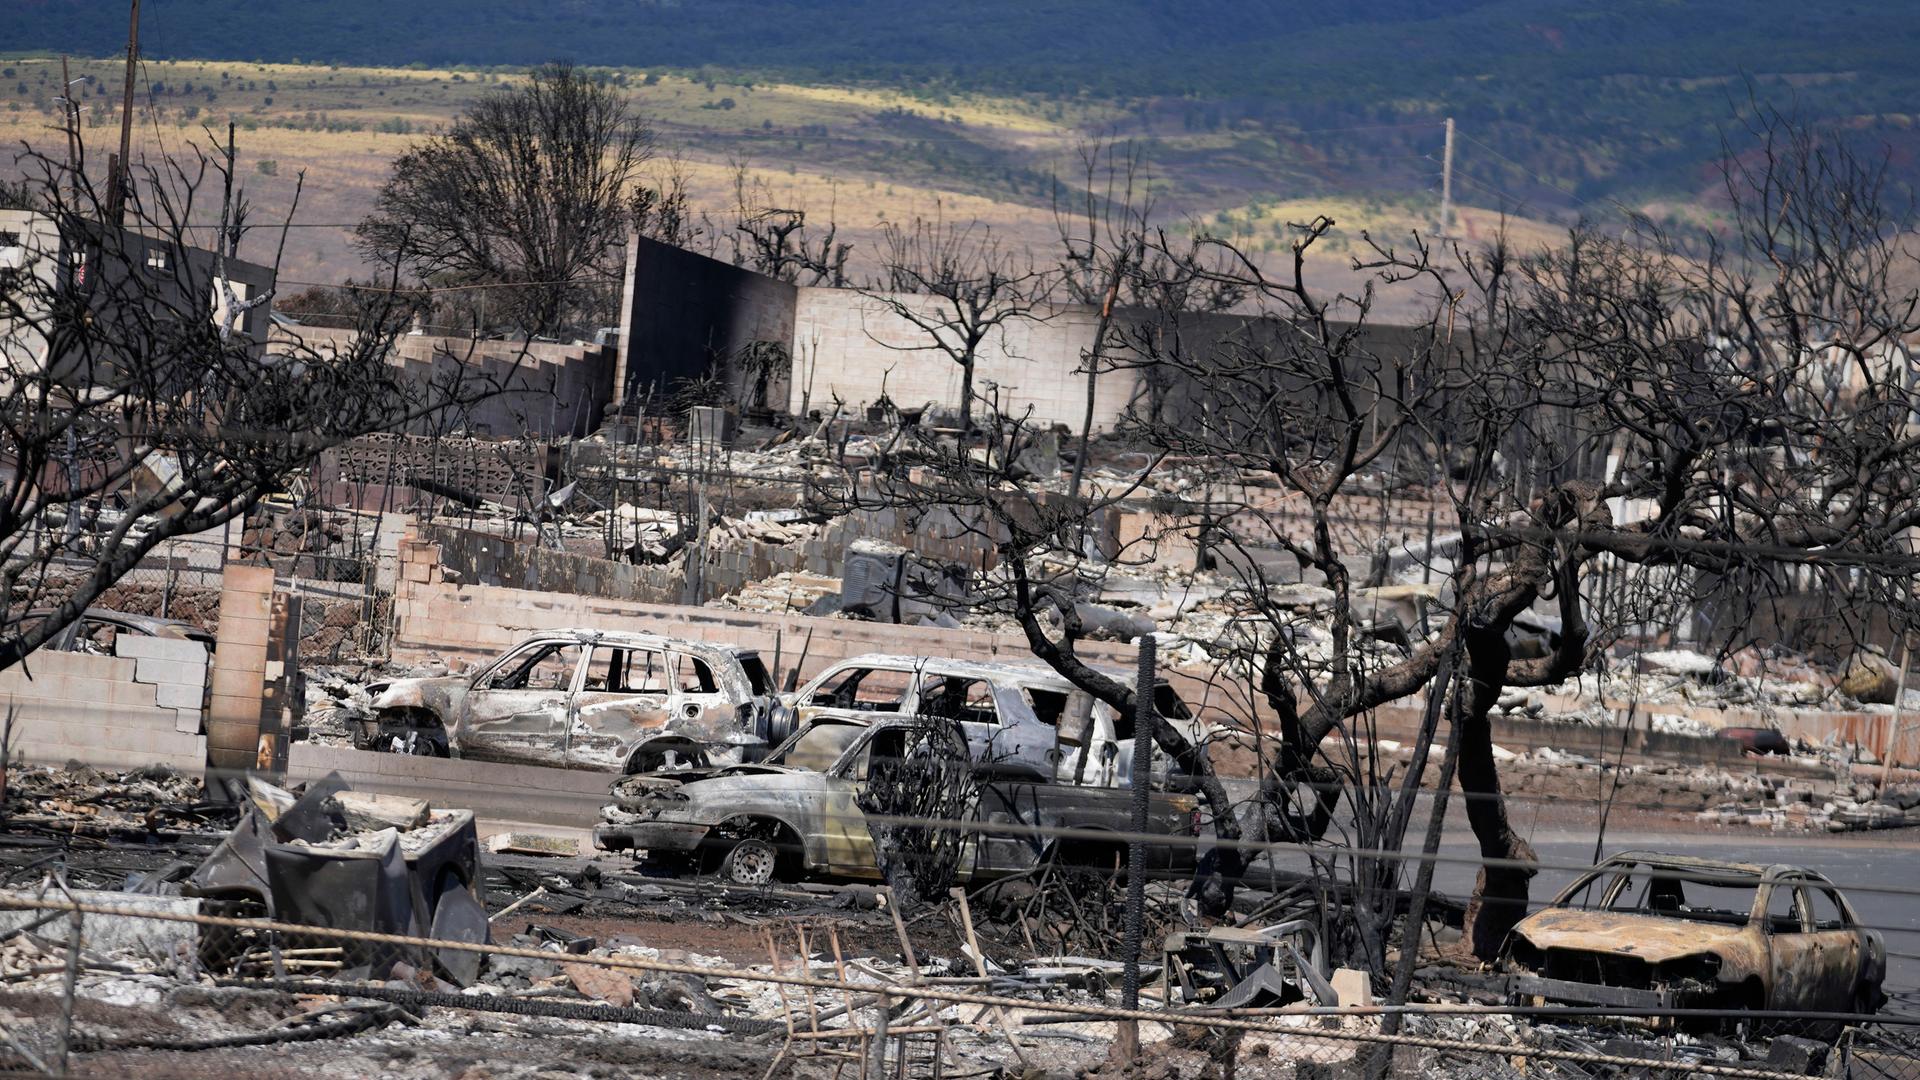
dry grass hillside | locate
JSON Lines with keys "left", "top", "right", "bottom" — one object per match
{"left": 0, "top": 56, "right": 1572, "bottom": 318}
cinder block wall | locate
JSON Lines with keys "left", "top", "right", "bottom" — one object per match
{"left": 391, "top": 536, "right": 1139, "bottom": 685}
{"left": 0, "top": 648, "right": 206, "bottom": 772}
{"left": 206, "top": 563, "right": 275, "bottom": 773}
{"left": 790, "top": 289, "right": 1142, "bottom": 429}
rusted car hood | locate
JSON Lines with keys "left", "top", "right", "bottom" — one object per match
{"left": 1512, "top": 909, "right": 1754, "bottom": 964}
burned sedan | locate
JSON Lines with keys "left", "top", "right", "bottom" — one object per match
{"left": 1500, "top": 852, "right": 1885, "bottom": 1031}
{"left": 352, "top": 630, "right": 778, "bottom": 771}
{"left": 595, "top": 716, "right": 1204, "bottom": 886}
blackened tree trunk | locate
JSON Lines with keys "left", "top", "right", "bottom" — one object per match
{"left": 1457, "top": 623, "right": 1537, "bottom": 960}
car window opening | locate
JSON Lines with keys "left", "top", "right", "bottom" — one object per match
{"left": 1597, "top": 868, "right": 1764, "bottom": 927}
{"left": 679, "top": 655, "right": 718, "bottom": 694}
{"left": 920, "top": 677, "right": 999, "bottom": 726}
{"left": 737, "top": 655, "right": 773, "bottom": 696}
{"left": 772, "top": 721, "right": 867, "bottom": 772}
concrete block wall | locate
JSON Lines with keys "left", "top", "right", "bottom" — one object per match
{"left": 0, "top": 649, "right": 206, "bottom": 771}
{"left": 791, "top": 289, "right": 1142, "bottom": 430}
{"left": 288, "top": 743, "right": 610, "bottom": 824}
{"left": 206, "top": 563, "right": 275, "bottom": 772}
{"left": 112, "top": 634, "right": 210, "bottom": 735}
{"left": 390, "top": 539, "right": 1141, "bottom": 685}
{"left": 1114, "top": 509, "right": 1204, "bottom": 571}
{"left": 273, "top": 327, "right": 613, "bottom": 439}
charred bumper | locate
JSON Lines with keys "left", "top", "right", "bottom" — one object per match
{"left": 593, "top": 820, "right": 710, "bottom": 855}
{"left": 1507, "top": 973, "right": 1679, "bottom": 1010}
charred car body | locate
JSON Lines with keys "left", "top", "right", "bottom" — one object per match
{"left": 783, "top": 653, "right": 1208, "bottom": 787}
{"left": 1500, "top": 852, "right": 1885, "bottom": 1033}
{"left": 352, "top": 630, "right": 779, "bottom": 771}
{"left": 595, "top": 715, "right": 1203, "bottom": 885}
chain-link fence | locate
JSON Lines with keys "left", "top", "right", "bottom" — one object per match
{"left": 0, "top": 889, "right": 1912, "bottom": 1079}
{"left": 20, "top": 517, "right": 397, "bottom": 663}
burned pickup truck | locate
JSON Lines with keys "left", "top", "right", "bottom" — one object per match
{"left": 351, "top": 629, "right": 779, "bottom": 771}
{"left": 1500, "top": 852, "right": 1886, "bottom": 1034}
{"left": 595, "top": 715, "right": 1204, "bottom": 886}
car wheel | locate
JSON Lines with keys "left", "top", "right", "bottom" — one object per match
{"left": 719, "top": 838, "right": 779, "bottom": 886}
{"left": 396, "top": 730, "right": 448, "bottom": 757}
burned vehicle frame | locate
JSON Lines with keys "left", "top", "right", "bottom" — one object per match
{"left": 353, "top": 629, "right": 779, "bottom": 771}
{"left": 1499, "top": 851, "right": 1886, "bottom": 1035}
{"left": 595, "top": 715, "right": 1205, "bottom": 887}
{"left": 785, "top": 653, "right": 1207, "bottom": 788}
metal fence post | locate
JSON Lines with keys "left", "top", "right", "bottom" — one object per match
{"left": 1119, "top": 633, "right": 1156, "bottom": 1057}
{"left": 55, "top": 899, "right": 82, "bottom": 1075}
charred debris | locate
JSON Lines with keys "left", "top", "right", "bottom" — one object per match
{"left": 8, "top": 105, "right": 1920, "bottom": 1072}
{"left": 0, "top": 415, "right": 1915, "bottom": 1075}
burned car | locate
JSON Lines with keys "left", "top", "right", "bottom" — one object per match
{"left": 30, "top": 607, "right": 216, "bottom": 654}
{"left": 595, "top": 716, "right": 1204, "bottom": 886}
{"left": 352, "top": 630, "right": 778, "bottom": 771}
{"left": 1500, "top": 852, "right": 1885, "bottom": 1032}
{"left": 786, "top": 653, "right": 1209, "bottom": 787}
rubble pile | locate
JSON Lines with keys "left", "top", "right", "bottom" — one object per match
{"left": 1697, "top": 777, "right": 1920, "bottom": 832}
{"left": 711, "top": 570, "right": 841, "bottom": 614}
{"left": 1, "top": 762, "right": 225, "bottom": 846}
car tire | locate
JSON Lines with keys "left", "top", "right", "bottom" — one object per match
{"left": 719, "top": 838, "right": 779, "bottom": 886}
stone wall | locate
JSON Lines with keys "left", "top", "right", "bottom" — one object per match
{"left": 415, "top": 501, "right": 1004, "bottom": 610}
{"left": 0, "top": 648, "right": 206, "bottom": 772}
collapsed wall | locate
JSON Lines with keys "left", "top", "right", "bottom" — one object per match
{"left": 0, "top": 644, "right": 206, "bottom": 772}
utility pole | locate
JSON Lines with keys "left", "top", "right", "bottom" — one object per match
{"left": 108, "top": 0, "right": 141, "bottom": 222}
{"left": 1437, "top": 116, "right": 1455, "bottom": 240}
{"left": 58, "top": 57, "right": 82, "bottom": 197}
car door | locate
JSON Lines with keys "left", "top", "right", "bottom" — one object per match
{"left": 917, "top": 675, "right": 1015, "bottom": 769}
{"left": 1802, "top": 883, "right": 1867, "bottom": 1010}
{"left": 797, "top": 665, "right": 917, "bottom": 724}
{"left": 670, "top": 651, "right": 735, "bottom": 744}
{"left": 1761, "top": 880, "right": 1822, "bottom": 1011}
{"left": 568, "top": 645, "right": 672, "bottom": 770}
{"left": 459, "top": 640, "right": 582, "bottom": 765}
{"left": 822, "top": 733, "right": 879, "bottom": 879}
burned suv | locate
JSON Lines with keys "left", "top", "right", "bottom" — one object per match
{"left": 1501, "top": 852, "right": 1885, "bottom": 1033}
{"left": 353, "top": 630, "right": 778, "bottom": 771}
{"left": 786, "top": 654, "right": 1206, "bottom": 786}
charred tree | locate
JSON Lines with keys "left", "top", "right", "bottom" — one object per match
{"left": 0, "top": 129, "right": 510, "bottom": 671}
{"left": 356, "top": 62, "right": 652, "bottom": 337}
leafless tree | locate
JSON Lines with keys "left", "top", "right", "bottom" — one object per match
{"left": 0, "top": 131, "right": 506, "bottom": 671}
{"left": 356, "top": 61, "right": 652, "bottom": 336}
{"left": 1052, "top": 140, "right": 1243, "bottom": 497}
{"left": 631, "top": 150, "right": 705, "bottom": 254}
{"left": 826, "top": 105, "right": 1920, "bottom": 982}
{"left": 862, "top": 217, "right": 1051, "bottom": 434}
{"left": 1139, "top": 103, "right": 1920, "bottom": 963}
{"left": 710, "top": 165, "right": 850, "bottom": 287}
